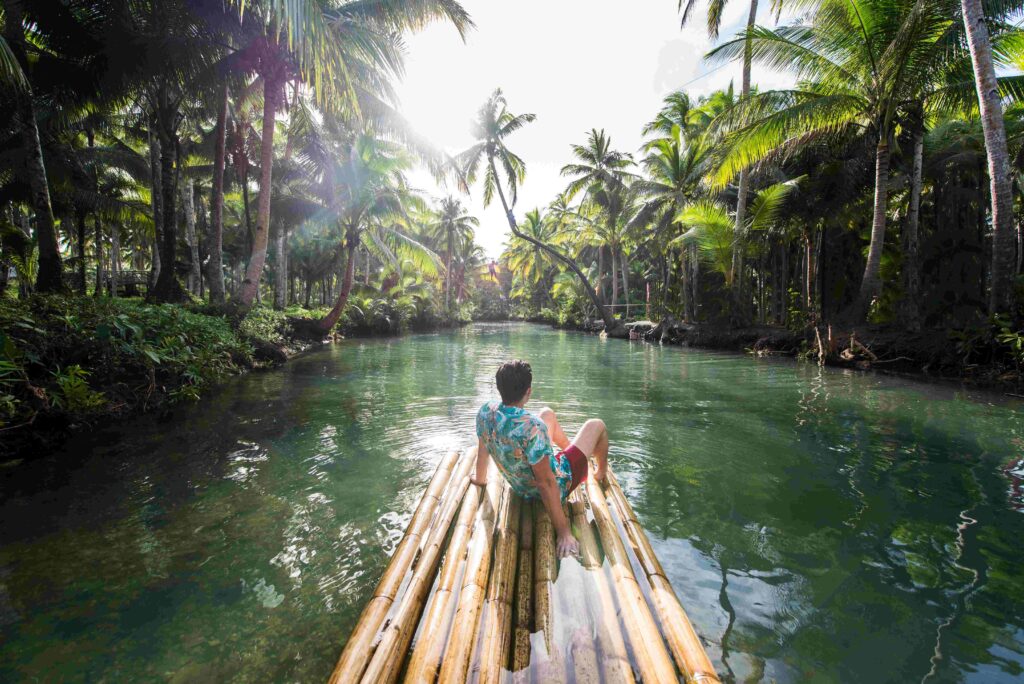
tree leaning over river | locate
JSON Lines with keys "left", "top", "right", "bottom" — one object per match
{"left": 459, "top": 89, "right": 625, "bottom": 335}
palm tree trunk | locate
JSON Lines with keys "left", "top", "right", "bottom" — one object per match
{"left": 150, "top": 101, "right": 186, "bottom": 303}
{"left": 961, "top": 0, "right": 1017, "bottom": 315}
{"left": 621, "top": 249, "right": 630, "bottom": 319}
{"left": 730, "top": 0, "right": 759, "bottom": 313}
{"left": 316, "top": 230, "right": 357, "bottom": 333}
{"left": 597, "top": 246, "right": 605, "bottom": 304}
{"left": 148, "top": 125, "right": 162, "bottom": 289}
{"left": 273, "top": 224, "right": 287, "bottom": 310}
{"left": 207, "top": 82, "right": 228, "bottom": 303}
{"left": 4, "top": 0, "right": 63, "bottom": 293}
{"left": 445, "top": 231, "right": 452, "bottom": 312}
{"left": 487, "top": 157, "right": 621, "bottom": 333}
{"left": 899, "top": 128, "right": 924, "bottom": 331}
{"left": 182, "top": 181, "right": 200, "bottom": 295}
{"left": 110, "top": 222, "right": 120, "bottom": 297}
{"left": 854, "top": 138, "right": 891, "bottom": 321}
{"left": 237, "top": 70, "right": 282, "bottom": 308}
{"left": 94, "top": 215, "right": 103, "bottom": 297}
{"left": 610, "top": 245, "right": 619, "bottom": 308}
{"left": 75, "top": 210, "right": 87, "bottom": 294}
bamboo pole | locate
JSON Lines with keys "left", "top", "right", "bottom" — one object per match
{"left": 584, "top": 473, "right": 679, "bottom": 683}
{"left": 359, "top": 452, "right": 477, "bottom": 684}
{"left": 476, "top": 491, "right": 522, "bottom": 684}
{"left": 532, "top": 500, "right": 567, "bottom": 684}
{"left": 569, "top": 490, "right": 635, "bottom": 684}
{"left": 436, "top": 476, "right": 503, "bottom": 682}
{"left": 511, "top": 500, "right": 534, "bottom": 680}
{"left": 403, "top": 470, "right": 486, "bottom": 684}
{"left": 328, "top": 450, "right": 464, "bottom": 684}
{"left": 605, "top": 473, "right": 721, "bottom": 684}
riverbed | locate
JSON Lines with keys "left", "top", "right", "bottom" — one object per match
{"left": 1, "top": 322, "right": 1022, "bottom": 682}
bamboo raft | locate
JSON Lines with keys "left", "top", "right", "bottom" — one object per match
{"left": 329, "top": 448, "right": 721, "bottom": 683}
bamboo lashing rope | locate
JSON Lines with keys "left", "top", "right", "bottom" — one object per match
{"left": 328, "top": 450, "right": 465, "bottom": 684}
{"left": 605, "top": 472, "right": 721, "bottom": 684}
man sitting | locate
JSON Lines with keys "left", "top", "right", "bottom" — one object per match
{"left": 473, "top": 360, "right": 609, "bottom": 558}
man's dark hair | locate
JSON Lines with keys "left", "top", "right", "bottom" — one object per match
{"left": 496, "top": 360, "right": 532, "bottom": 404}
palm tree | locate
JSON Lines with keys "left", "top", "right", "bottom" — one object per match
{"left": 708, "top": 0, "right": 952, "bottom": 322}
{"left": 307, "top": 130, "right": 440, "bottom": 335}
{"left": 426, "top": 196, "right": 478, "bottom": 312}
{"left": 960, "top": 0, "right": 1017, "bottom": 315}
{"left": 679, "top": 0, "right": 763, "bottom": 307}
{"left": 233, "top": 0, "right": 472, "bottom": 309}
{"left": 458, "top": 89, "right": 623, "bottom": 334}
{"left": 4, "top": 0, "right": 63, "bottom": 292}
{"left": 676, "top": 178, "right": 802, "bottom": 284}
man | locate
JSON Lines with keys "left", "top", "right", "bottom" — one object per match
{"left": 473, "top": 360, "right": 609, "bottom": 558}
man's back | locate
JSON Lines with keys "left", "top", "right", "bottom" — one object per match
{"left": 475, "top": 401, "right": 571, "bottom": 499}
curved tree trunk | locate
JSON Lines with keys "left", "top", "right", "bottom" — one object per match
{"left": 315, "top": 230, "right": 357, "bottom": 333}
{"left": 487, "top": 157, "right": 621, "bottom": 333}
{"left": 961, "top": 0, "right": 1017, "bottom": 315}
{"left": 853, "top": 138, "right": 891, "bottom": 322}
{"left": 207, "top": 82, "right": 228, "bottom": 303}
{"left": 899, "top": 127, "right": 924, "bottom": 331}
{"left": 237, "top": 70, "right": 282, "bottom": 308}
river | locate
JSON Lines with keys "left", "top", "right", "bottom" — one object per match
{"left": 1, "top": 322, "right": 1023, "bottom": 682}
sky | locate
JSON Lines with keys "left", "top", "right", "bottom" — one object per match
{"left": 394, "top": 0, "right": 795, "bottom": 259}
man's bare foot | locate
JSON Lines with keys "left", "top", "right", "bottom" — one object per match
{"left": 593, "top": 468, "right": 607, "bottom": 483}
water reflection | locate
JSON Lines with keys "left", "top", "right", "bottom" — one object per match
{"left": 0, "top": 323, "right": 1021, "bottom": 682}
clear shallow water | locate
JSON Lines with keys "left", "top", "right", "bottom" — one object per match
{"left": 1, "top": 322, "right": 1023, "bottom": 683}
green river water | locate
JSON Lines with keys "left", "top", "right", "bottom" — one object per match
{"left": 2, "top": 322, "right": 1023, "bottom": 683}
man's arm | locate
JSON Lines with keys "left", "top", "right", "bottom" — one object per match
{"left": 531, "top": 460, "right": 580, "bottom": 558}
{"left": 471, "top": 437, "right": 490, "bottom": 486}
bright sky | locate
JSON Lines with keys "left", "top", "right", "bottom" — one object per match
{"left": 395, "top": 0, "right": 794, "bottom": 259}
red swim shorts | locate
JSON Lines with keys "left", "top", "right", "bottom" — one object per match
{"left": 557, "top": 444, "right": 588, "bottom": 494}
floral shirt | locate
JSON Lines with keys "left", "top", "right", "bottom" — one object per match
{"left": 476, "top": 401, "right": 572, "bottom": 500}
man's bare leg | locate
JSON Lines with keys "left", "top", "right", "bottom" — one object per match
{"left": 570, "top": 418, "right": 609, "bottom": 482}
{"left": 538, "top": 407, "right": 570, "bottom": 450}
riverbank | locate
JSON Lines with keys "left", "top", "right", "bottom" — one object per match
{"left": 551, "top": 316, "right": 1024, "bottom": 393}
{"left": 0, "top": 296, "right": 466, "bottom": 458}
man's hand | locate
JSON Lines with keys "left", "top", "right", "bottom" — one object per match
{"left": 556, "top": 529, "right": 580, "bottom": 559}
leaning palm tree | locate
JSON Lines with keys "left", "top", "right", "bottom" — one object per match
{"left": 457, "top": 89, "right": 622, "bottom": 333}
{"left": 503, "top": 208, "right": 563, "bottom": 306}
{"left": 708, "top": 0, "right": 952, "bottom": 322}
{"left": 426, "top": 196, "right": 478, "bottom": 312}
